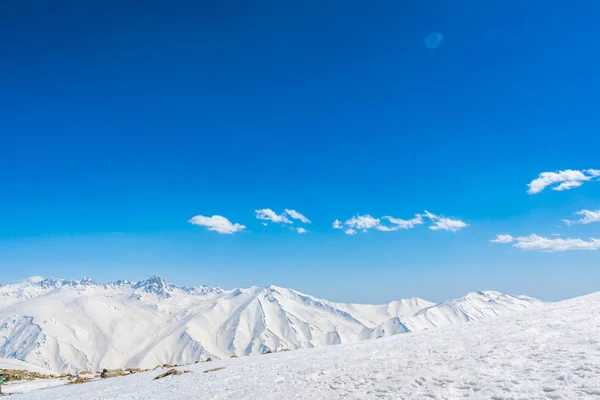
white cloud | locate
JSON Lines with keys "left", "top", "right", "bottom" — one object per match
{"left": 296, "top": 227, "right": 307, "bottom": 234}
{"left": 490, "top": 234, "right": 514, "bottom": 243}
{"left": 491, "top": 233, "right": 600, "bottom": 252}
{"left": 423, "top": 211, "right": 469, "bottom": 232}
{"left": 189, "top": 215, "right": 246, "bottom": 234}
{"left": 345, "top": 228, "right": 357, "bottom": 235}
{"left": 345, "top": 215, "right": 380, "bottom": 230}
{"left": 285, "top": 209, "right": 311, "bottom": 223}
{"left": 381, "top": 215, "right": 424, "bottom": 230}
{"left": 336, "top": 212, "right": 463, "bottom": 233}
{"left": 562, "top": 209, "right": 600, "bottom": 226}
{"left": 255, "top": 209, "right": 292, "bottom": 224}
{"left": 527, "top": 169, "right": 600, "bottom": 194}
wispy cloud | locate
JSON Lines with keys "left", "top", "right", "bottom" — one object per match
{"left": 423, "top": 211, "right": 469, "bottom": 232}
{"left": 296, "top": 227, "right": 308, "bottom": 234}
{"left": 381, "top": 215, "right": 424, "bottom": 230}
{"left": 335, "top": 212, "right": 466, "bottom": 233}
{"left": 255, "top": 209, "right": 292, "bottom": 224}
{"left": 527, "top": 169, "right": 600, "bottom": 194}
{"left": 285, "top": 209, "right": 311, "bottom": 223}
{"left": 490, "top": 234, "right": 514, "bottom": 243}
{"left": 255, "top": 208, "right": 311, "bottom": 225}
{"left": 188, "top": 215, "right": 246, "bottom": 234}
{"left": 345, "top": 215, "right": 380, "bottom": 230}
{"left": 562, "top": 209, "right": 600, "bottom": 226}
{"left": 345, "top": 228, "right": 357, "bottom": 235}
{"left": 491, "top": 234, "right": 600, "bottom": 251}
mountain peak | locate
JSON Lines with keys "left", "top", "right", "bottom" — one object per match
{"left": 79, "top": 277, "right": 95, "bottom": 285}
{"left": 0, "top": 278, "right": 545, "bottom": 374}
{"left": 132, "top": 275, "right": 175, "bottom": 296}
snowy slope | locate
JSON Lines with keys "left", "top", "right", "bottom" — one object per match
{"left": 0, "top": 358, "right": 55, "bottom": 375}
{"left": 0, "top": 277, "right": 542, "bottom": 374}
{"left": 18, "top": 291, "right": 600, "bottom": 400}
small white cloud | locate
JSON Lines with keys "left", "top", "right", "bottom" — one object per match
{"left": 490, "top": 234, "right": 514, "bottom": 243}
{"left": 189, "top": 215, "right": 246, "bottom": 234}
{"left": 491, "top": 233, "right": 600, "bottom": 252}
{"left": 255, "top": 209, "right": 292, "bottom": 224}
{"left": 554, "top": 180, "right": 585, "bottom": 191}
{"left": 527, "top": 169, "right": 600, "bottom": 194}
{"left": 381, "top": 215, "right": 423, "bottom": 230}
{"left": 345, "top": 228, "right": 357, "bottom": 235}
{"left": 563, "top": 209, "right": 600, "bottom": 226}
{"left": 296, "top": 227, "right": 307, "bottom": 234}
{"left": 345, "top": 215, "right": 380, "bottom": 230}
{"left": 337, "top": 212, "right": 462, "bottom": 233}
{"left": 423, "top": 211, "right": 469, "bottom": 232}
{"left": 285, "top": 209, "right": 311, "bottom": 223}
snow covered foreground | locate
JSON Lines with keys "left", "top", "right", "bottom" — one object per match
{"left": 0, "top": 276, "right": 541, "bottom": 373}
{"left": 17, "top": 292, "right": 600, "bottom": 400}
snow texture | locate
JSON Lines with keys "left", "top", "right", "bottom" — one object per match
{"left": 15, "top": 291, "right": 600, "bottom": 399}
{"left": 0, "top": 277, "right": 540, "bottom": 375}
{"left": 0, "top": 358, "right": 55, "bottom": 375}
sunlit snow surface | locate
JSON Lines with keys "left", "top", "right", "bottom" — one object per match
{"left": 18, "top": 292, "right": 600, "bottom": 399}
{"left": 0, "top": 277, "right": 541, "bottom": 374}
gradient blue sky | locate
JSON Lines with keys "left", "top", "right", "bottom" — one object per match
{"left": 1, "top": 1, "right": 600, "bottom": 303}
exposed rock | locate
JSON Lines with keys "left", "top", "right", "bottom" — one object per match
{"left": 205, "top": 358, "right": 212, "bottom": 362}
{"left": 126, "top": 368, "right": 142, "bottom": 374}
{"left": 204, "top": 367, "right": 225, "bottom": 373}
{"left": 230, "top": 355, "right": 238, "bottom": 358}
{"left": 0, "top": 369, "right": 57, "bottom": 382}
{"left": 100, "top": 369, "right": 123, "bottom": 379}
{"left": 154, "top": 368, "right": 182, "bottom": 380}
{"left": 68, "top": 376, "right": 91, "bottom": 384}
{"left": 183, "top": 370, "right": 192, "bottom": 373}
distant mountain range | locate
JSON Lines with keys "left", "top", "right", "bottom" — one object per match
{"left": 0, "top": 276, "right": 543, "bottom": 373}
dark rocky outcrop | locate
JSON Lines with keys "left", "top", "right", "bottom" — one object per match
{"left": 0, "top": 369, "right": 57, "bottom": 382}
{"left": 154, "top": 368, "right": 182, "bottom": 380}
{"left": 100, "top": 369, "right": 124, "bottom": 379}
{"left": 203, "top": 367, "right": 225, "bottom": 373}
{"left": 68, "top": 376, "right": 91, "bottom": 385}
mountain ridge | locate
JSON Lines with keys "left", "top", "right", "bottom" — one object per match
{"left": 0, "top": 276, "right": 544, "bottom": 373}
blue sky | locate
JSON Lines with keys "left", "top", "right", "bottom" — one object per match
{"left": 1, "top": 1, "right": 600, "bottom": 303}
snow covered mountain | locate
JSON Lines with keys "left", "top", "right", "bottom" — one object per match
{"left": 17, "top": 291, "right": 597, "bottom": 400}
{"left": 0, "top": 276, "right": 543, "bottom": 373}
